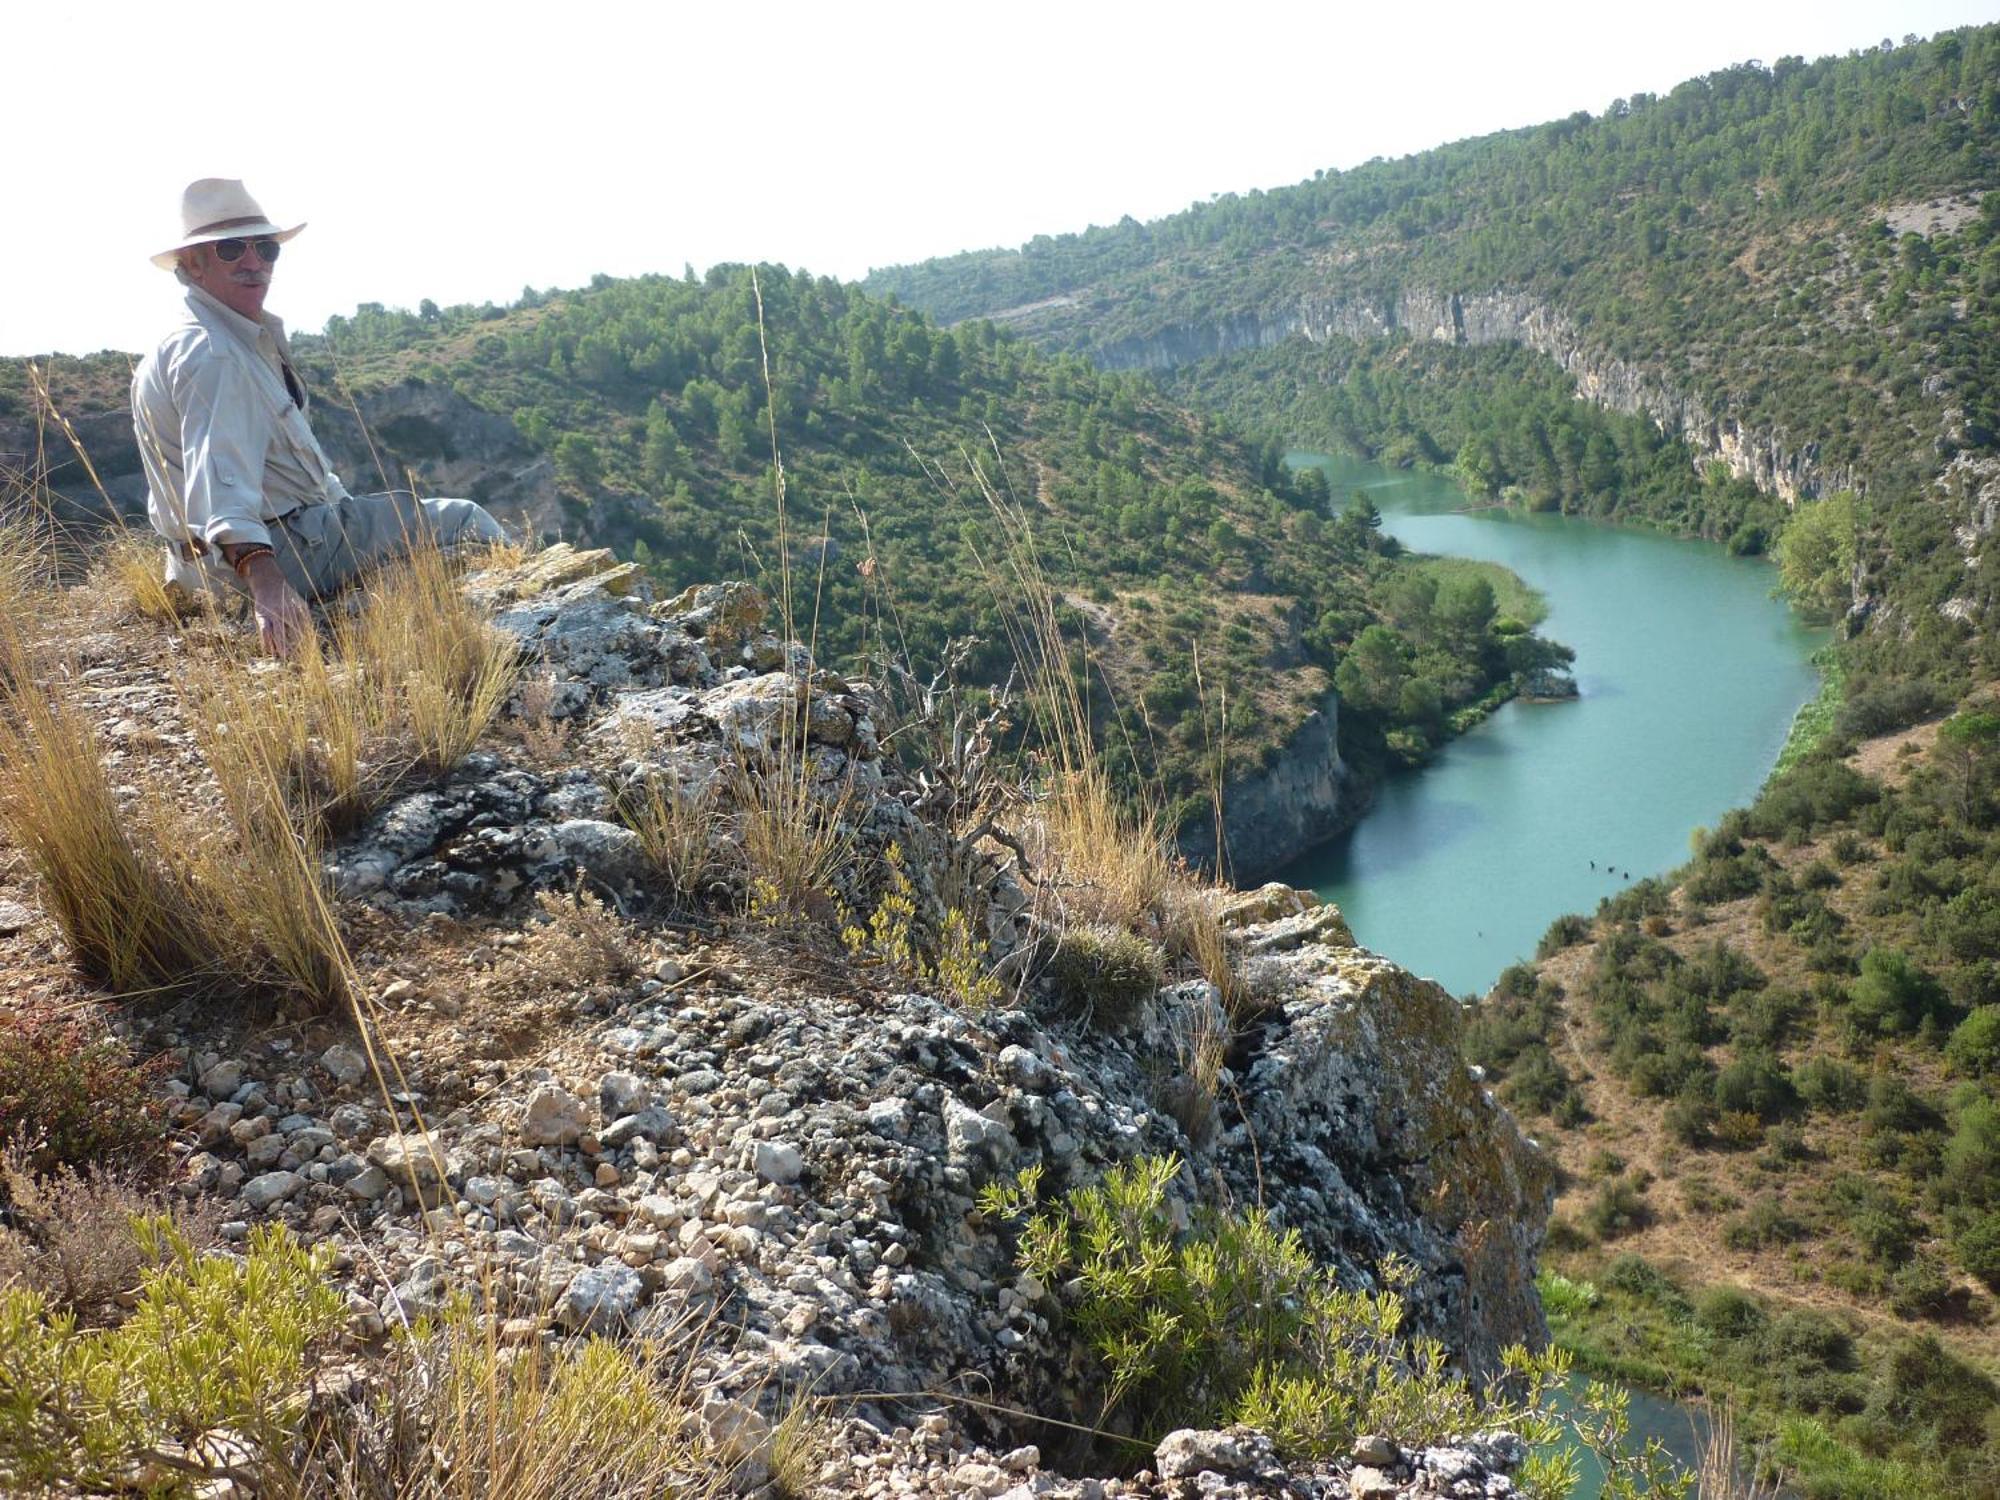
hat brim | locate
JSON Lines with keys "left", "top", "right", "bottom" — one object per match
{"left": 151, "top": 221, "right": 305, "bottom": 270}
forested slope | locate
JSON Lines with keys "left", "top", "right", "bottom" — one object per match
{"left": 0, "top": 268, "right": 1567, "bottom": 847}
{"left": 867, "top": 26, "right": 2000, "bottom": 1498}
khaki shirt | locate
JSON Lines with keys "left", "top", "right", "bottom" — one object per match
{"left": 131, "top": 285, "right": 350, "bottom": 569}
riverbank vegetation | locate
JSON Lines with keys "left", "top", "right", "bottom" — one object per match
{"left": 1465, "top": 698, "right": 2000, "bottom": 1495}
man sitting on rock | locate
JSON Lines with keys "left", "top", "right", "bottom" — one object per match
{"left": 131, "top": 177, "right": 506, "bottom": 657}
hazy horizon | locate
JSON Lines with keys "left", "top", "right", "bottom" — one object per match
{"left": 8, "top": 0, "right": 1997, "bottom": 358}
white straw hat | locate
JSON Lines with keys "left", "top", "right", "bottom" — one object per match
{"left": 151, "top": 178, "right": 305, "bottom": 269}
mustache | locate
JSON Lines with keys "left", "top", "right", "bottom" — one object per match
{"left": 229, "top": 269, "right": 272, "bottom": 286}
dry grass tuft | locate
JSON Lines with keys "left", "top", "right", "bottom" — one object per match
{"left": 335, "top": 535, "right": 522, "bottom": 780}
{"left": 1696, "top": 1409, "right": 1780, "bottom": 1499}
{"left": 190, "top": 685, "right": 356, "bottom": 1014}
{"left": 1030, "top": 764, "right": 1172, "bottom": 933}
{"left": 0, "top": 649, "right": 214, "bottom": 998}
{"left": 768, "top": 1390, "right": 837, "bottom": 1499}
{"left": 735, "top": 746, "right": 859, "bottom": 924}
{"left": 1162, "top": 876, "right": 1250, "bottom": 1020}
{"left": 621, "top": 766, "right": 722, "bottom": 907}
{"left": 327, "top": 1315, "right": 727, "bottom": 1500}
{"left": 92, "top": 529, "right": 200, "bottom": 624}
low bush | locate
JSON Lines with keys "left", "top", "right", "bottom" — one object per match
{"left": 1536, "top": 912, "right": 1592, "bottom": 958}
{"left": 1536, "top": 1271, "right": 1601, "bottom": 1320}
{"left": 1695, "top": 1285, "right": 1766, "bottom": 1341}
{"left": 0, "top": 1219, "right": 347, "bottom": 1493}
{"left": 1713, "top": 1051, "right": 1799, "bottom": 1122}
{"left": 1663, "top": 1094, "right": 1716, "bottom": 1147}
{"left": 1887, "top": 1255, "right": 1957, "bottom": 1320}
{"left": 0, "top": 1016, "right": 169, "bottom": 1178}
{"left": 1723, "top": 1196, "right": 1808, "bottom": 1252}
{"left": 981, "top": 1157, "right": 1684, "bottom": 1497}
{"left": 1581, "top": 1178, "right": 1650, "bottom": 1241}
{"left": 1794, "top": 1056, "right": 1868, "bottom": 1113}
{"left": 1763, "top": 1308, "right": 1857, "bottom": 1373}
{"left": 1601, "top": 1254, "right": 1687, "bottom": 1315}
{"left": 1868, "top": 1335, "right": 1997, "bottom": 1453}
{"left": 1946, "top": 1006, "right": 2000, "bottom": 1077}
{"left": 0, "top": 1143, "right": 220, "bottom": 1321}
{"left": 1041, "top": 924, "right": 1164, "bottom": 1031}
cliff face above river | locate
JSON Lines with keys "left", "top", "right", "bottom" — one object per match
{"left": 1057, "top": 286, "right": 1857, "bottom": 507}
{"left": 1177, "top": 688, "right": 1363, "bottom": 885}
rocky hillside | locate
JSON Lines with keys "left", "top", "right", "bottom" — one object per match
{"left": 0, "top": 541, "right": 1577, "bottom": 1495}
{"left": 0, "top": 269, "right": 1575, "bottom": 880}
{"left": 869, "top": 29, "right": 2000, "bottom": 656}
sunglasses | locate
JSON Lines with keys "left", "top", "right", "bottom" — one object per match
{"left": 212, "top": 237, "right": 281, "bottom": 264}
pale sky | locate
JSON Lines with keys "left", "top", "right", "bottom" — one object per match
{"left": 9, "top": 0, "right": 1998, "bottom": 357}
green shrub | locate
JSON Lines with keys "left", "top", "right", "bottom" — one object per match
{"left": 1957, "top": 1213, "right": 2000, "bottom": 1291}
{"left": 1945, "top": 1006, "right": 2000, "bottom": 1076}
{"left": 1939, "top": 1095, "right": 2000, "bottom": 1210}
{"left": 1848, "top": 947, "right": 1950, "bottom": 1036}
{"left": 1886, "top": 1255, "right": 1956, "bottom": 1320}
{"left": 1582, "top": 1178, "right": 1651, "bottom": 1241}
{"left": 0, "top": 1219, "right": 346, "bottom": 1493}
{"left": 1601, "top": 1255, "right": 1687, "bottom": 1315}
{"left": 983, "top": 1158, "right": 1684, "bottom": 1497}
{"left": 1695, "top": 1284, "right": 1766, "bottom": 1341}
{"left": 1537, "top": 912, "right": 1591, "bottom": 958}
{"left": 1763, "top": 1308, "right": 1856, "bottom": 1373}
{"left": 1041, "top": 925, "right": 1163, "bottom": 1031}
{"left": 1536, "top": 1271, "right": 1600, "bottom": 1320}
{"left": 1723, "top": 1196, "right": 1807, "bottom": 1251}
{"left": 1712, "top": 1051, "right": 1800, "bottom": 1122}
{"left": 1663, "top": 1094, "right": 1716, "bottom": 1147}
{"left": 1793, "top": 1056, "right": 1866, "bottom": 1113}
{"left": 0, "top": 1015, "right": 169, "bottom": 1179}
{"left": 1868, "top": 1335, "right": 1997, "bottom": 1452}
{"left": 984, "top": 1158, "right": 1549, "bottom": 1449}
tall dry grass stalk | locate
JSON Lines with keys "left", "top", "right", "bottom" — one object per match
{"left": 335, "top": 536, "right": 521, "bottom": 779}
{"left": 189, "top": 664, "right": 355, "bottom": 1014}
{"left": 0, "top": 622, "right": 215, "bottom": 998}
{"left": 1163, "top": 879, "right": 1248, "bottom": 1017}
{"left": 621, "top": 768, "right": 721, "bottom": 906}
{"left": 938, "top": 443, "right": 1172, "bottom": 934}
{"left": 91, "top": 528, "right": 199, "bottom": 624}
{"left": 1696, "top": 1409, "right": 1779, "bottom": 1499}
{"left": 0, "top": 691, "right": 212, "bottom": 997}
{"left": 735, "top": 754, "right": 859, "bottom": 921}
{"left": 734, "top": 269, "right": 863, "bottom": 923}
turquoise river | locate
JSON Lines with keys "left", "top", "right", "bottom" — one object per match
{"left": 1279, "top": 453, "right": 1827, "bottom": 999}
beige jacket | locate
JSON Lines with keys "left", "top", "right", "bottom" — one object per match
{"left": 130, "top": 285, "right": 350, "bottom": 588}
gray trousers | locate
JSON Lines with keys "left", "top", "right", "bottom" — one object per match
{"left": 263, "top": 491, "right": 506, "bottom": 600}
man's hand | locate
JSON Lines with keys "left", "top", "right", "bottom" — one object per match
{"left": 238, "top": 552, "right": 312, "bottom": 658}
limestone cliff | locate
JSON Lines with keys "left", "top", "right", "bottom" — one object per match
{"left": 1035, "top": 287, "right": 1855, "bottom": 506}
{"left": 1177, "top": 688, "right": 1364, "bottom": 885}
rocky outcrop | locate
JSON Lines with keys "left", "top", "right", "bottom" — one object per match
{"left": 138, "top": 556, "right": 1552, "bottom": 1468}
{"left": 1086, "top": 287, "right": 1856, "bottom": 505}
{"left": 1178, "top": 689, "right": 1363, "bottom": 885}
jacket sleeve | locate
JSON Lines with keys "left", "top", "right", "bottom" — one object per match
{"left": 171, "top": 344, "right": 275, "bottom": 551}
